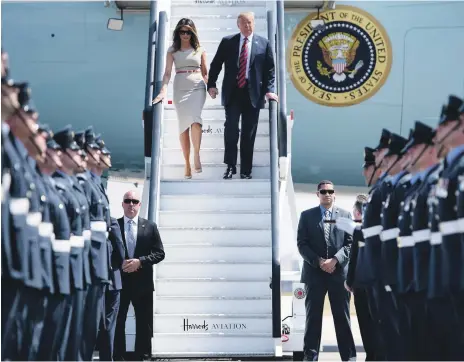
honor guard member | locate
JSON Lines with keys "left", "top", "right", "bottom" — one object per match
{"left": 95, "top": 134, "right": 125, "bottom": 362}
{"left": 79, "top": 127, "right": 111, "bottom": 361}
{"left": 434, "top": 95, "right": 464, "bottom": 359}
{"left": 1, "top": 65, "right": 35, "bottom": 351}
{"left": 52, "top": 126, "right": 86, "bottom": 360}
{"left": 36, "top": 127, "right": 74, "bottom": 361}
{"left": 3, "top": 87, "right": 49, "bottom": 361}
{"left": 401, "top": 122, "right": 441, "bottom": 360}
{"left": 339, "top": 147, "right": 384, "bottom": 362}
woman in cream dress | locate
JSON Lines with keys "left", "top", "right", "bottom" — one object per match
{"left": 153, "top": 18, "right": 207, "bottom": 179}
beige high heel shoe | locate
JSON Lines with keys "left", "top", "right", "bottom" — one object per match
{"left": 194, "top": 154, "right": 202, "bottom": 173}
{"left": 185, "top": 165, "right": 192, "bottom": 179}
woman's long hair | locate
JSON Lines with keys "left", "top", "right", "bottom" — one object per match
{"left": 171, "top": 18, "right": 200, "bottom": 52}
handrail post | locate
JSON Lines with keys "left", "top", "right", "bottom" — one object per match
{"left": 144, "top": 0, "right": 157, "bottom": 109}
{"left": 276, "top": 0, "right": 287, "bottom": 157}
{"left": 267, "top": 9, "right": 281, "bottom": 341}
{"left": 147, "top": 10, "right": 168, "bottom": 223}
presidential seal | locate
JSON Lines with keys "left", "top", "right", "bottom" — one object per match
{"left": 288, "top": 6, "right": 392, "bottom": 107}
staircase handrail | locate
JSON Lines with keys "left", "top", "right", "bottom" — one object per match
{"left": 147, "top": 10, "right": 168, "bottom": 223}
{"left": 267, "top": 7, "right": 281, "bottom": 342}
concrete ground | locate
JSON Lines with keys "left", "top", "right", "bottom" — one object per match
{"left": 106, "top": 176, "right": 367, "bottom": 360}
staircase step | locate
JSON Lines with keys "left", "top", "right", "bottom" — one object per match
{"left": 156, "top": 296, "right": 272, "bottom": 314}
{"left": 159, "top": 209, "right": 271, "bottom": 228}
{"left": 161, "top": 245, "right": 271, "bottom": 261}
{"left": 163, "top": 107, "right": 270, "bottom": 123}
{"left": 159, "top": 227, "right": 271, "bottom": 245}
{"left": 153, "top": 332, "right": 274, "bottom": 355}
{"left": 170, "top": 13, "right": 268, "bottom": 33}
{"left": 154, "top": 313, "right": 271, "bottom": 334}
{"left": 160, "top": 194, "right": 271, "bottom": 211}
{"left": 157, "top": 261, "right": 271, "bottom": 279}
{"left": 160, "top": 179, "right": 270, "bottom": 195}
{"left": 162, "top": 147, "right": 270, "bottom": 165}
{"left": 160, "top": 163, "right": 270, "bottom": 180}
{"left": 156, "top": 278, "right": 271, "bottom": 297}
{"left": 163, "top": 133, "right": 270, "bottom": 148}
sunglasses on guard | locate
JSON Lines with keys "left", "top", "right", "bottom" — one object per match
{"left": 319, "top": 190, "right": 335, "bottom": 195}
{"left": 124, "top": 198, "right": 140, "bottom": 205}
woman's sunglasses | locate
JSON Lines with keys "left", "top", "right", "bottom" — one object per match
{"left": 179, "top": 30, "right": 192, "bottom": 36}
{"left": 124, "top": 198, "right": 140, "bottom": 205}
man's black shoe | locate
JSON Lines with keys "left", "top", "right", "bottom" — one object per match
{"left": 223, "top": 165, "right": 236, "bottom": 179}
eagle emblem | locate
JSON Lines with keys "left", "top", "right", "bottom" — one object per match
{"left": 317, "top": 32, "right": 364, "bottom": 83}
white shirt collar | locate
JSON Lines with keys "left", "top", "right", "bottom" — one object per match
{"left": 124, "top": 215, "right": 138, "bottom": 226}
{"left": 240, "top": 32, "right": 253, "bottom": 42}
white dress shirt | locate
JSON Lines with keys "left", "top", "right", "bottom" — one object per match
{"left": 124, "top": 215, "right": 138, "bottom": 242}
{"left": 238, "top": 33, "right": 253, "bottom": 79}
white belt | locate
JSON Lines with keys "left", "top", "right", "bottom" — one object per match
{"left": 90, "top": 221, "right": 107, "bottom": 232}
{"left": 413, "top": 229, "right": 430, "bottom": 244}
{"left": 363, "top": 225, "right": 383, "bottom": 239}
{"left": 10, "top": 198, "right": 30, "bottom": 215}
{"left": 385, "top": 285, "right": 392, "bottom": 292}
{"left": 83, "top": 230, "right": 91, "bottom": 241}
{"left": 70, "top": 235, "right": 85, "bottom": 248}
{"left": 52, "top": 239, "right": 71, "bottom": 253}
{"left": 457, "top": 218, "right": 464, "bottom": 233}
{"left": 26, "top": 212, "right": 42, "bottom": 227}
{"left": 39, "top": 222, "right": 54, "bottom": 237}
{"left": 430, "top": 232, "right": 442, "bottom": 245}
{"left": 380, "top": 227, "right": 399, "bottom": 242}
{"left": 440, "top": 220, "right": 460, "bottom": 236}
{"left": 358, "top": 241, "right": 365, "bottom": 248}
{"left": 398, "top": 235, "right": 415, "bottom": 248}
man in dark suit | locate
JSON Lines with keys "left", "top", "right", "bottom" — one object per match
{"left": 297, "top": 180, "right": 356, "bottom": 361}
{"left": 207, "top": 12, "right": 277, "bottom": 180}
{"left": 114, "top": 189, "right": 165, "bottom": 361}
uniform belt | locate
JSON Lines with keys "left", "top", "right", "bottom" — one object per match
{"left": 362, "top": 225, "right": 382, "bottom": 239}
{"left": 398, "top": 235, "right": 415, "bottom": 248}
{"left": 27, "top": 212, "right": 42, "bottom": 227}
{"left": 83, "top": 229, "right": 91, "bottom": 241}
{"left": 91, "top": 221, "right": 107, "bottom": 232}
{"left": 358, "top": 241, "right": 365, "bottom": 248}
{"left": 439, "top": 220, "right": 460, "bottom": 236}
{"left": 457, "top": 218, "right": 464, "bottom": 232}
{"left": 52, "top": 239, "right": 71, "bottom": 253}
{"left": 380, "top": 227, "right": 399, "bottom": 242}
{"left": 39, "top": 222, "right": 54, "bottom": 237}
{"left": 10, "top": 197, "right": 30, "bottom": 215}
{"left": 70, "top": 235, "right": 85, "bottom": 248}
{"left": 412, "top": 229, "right": 430, "bottom": 243}
{"left": 430, "top": 232, "right": 442, "bottom": 245}
{"left": 176, "top": 69, "right": 200, "bottom": 74}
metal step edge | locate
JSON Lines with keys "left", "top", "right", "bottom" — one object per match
{"left": 163, "top": 147, "right": 270, "bottom": 152}
{"left": 164, "top": 104, "right": 269, "bottom": 110}
{"left": 154, "top": 313, "right": 272, "bottom": 317}
{"left": 171, "top": 3, "right": 267, "bottom": 8}
{"left": 163, "top": 118, "right": 268, "bottom": 122}
{"left": 162, "top": 243, "right": 271, "bottom": 247}
{"left": 159, "top": 210, "right": 271, "bottom": 214}
{"left": 161, "top": 260, "right": 271, "bottom": 264}
{"left": 160, "top": 163, "right": 270, "bottom": 167}
{"left": 152, "top": 352, "right": 276, "bottom": 358}
{"left": 163, "top": 133, "right": 270, "bottom": 137}
{"left": 156, "top": 277, "right": 270, "bottom": 282}
{"left": 153, "top": 332, "right": 273, "bottom": 337}
{"left": 160, "top": 193, "right": 271, "bottom": 198}
{"left": 170, "top": 14, "right": 268, "bottom": 20}
{"left": 160, "top": 179, "right": 270, "bottom": 183}
{"left": 158, "top": 226, "right": 271, "bottom": 230}
{"left": 157, "top": 296, "right": 271, "bottom": 300}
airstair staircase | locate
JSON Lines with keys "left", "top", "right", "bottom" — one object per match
{"left": 146, "top": 0, "right": 276, "bottom": 358}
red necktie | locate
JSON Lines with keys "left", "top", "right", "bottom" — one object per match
{"left": 237, "top": 37, "right": 248, "bottom": 88}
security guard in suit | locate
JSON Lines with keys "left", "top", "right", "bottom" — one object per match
{"left": 36, "top": 127, "right": 74, "bottom": 361}
{"left": 432, "top": 95, "right": 464, "bottom": 359}
{"left": 79, "top": 127, "right": 110, "bottom": 361}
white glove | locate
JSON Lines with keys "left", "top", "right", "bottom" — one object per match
{"left": 336, "top": 217, "right": 357, "bottom": 236}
